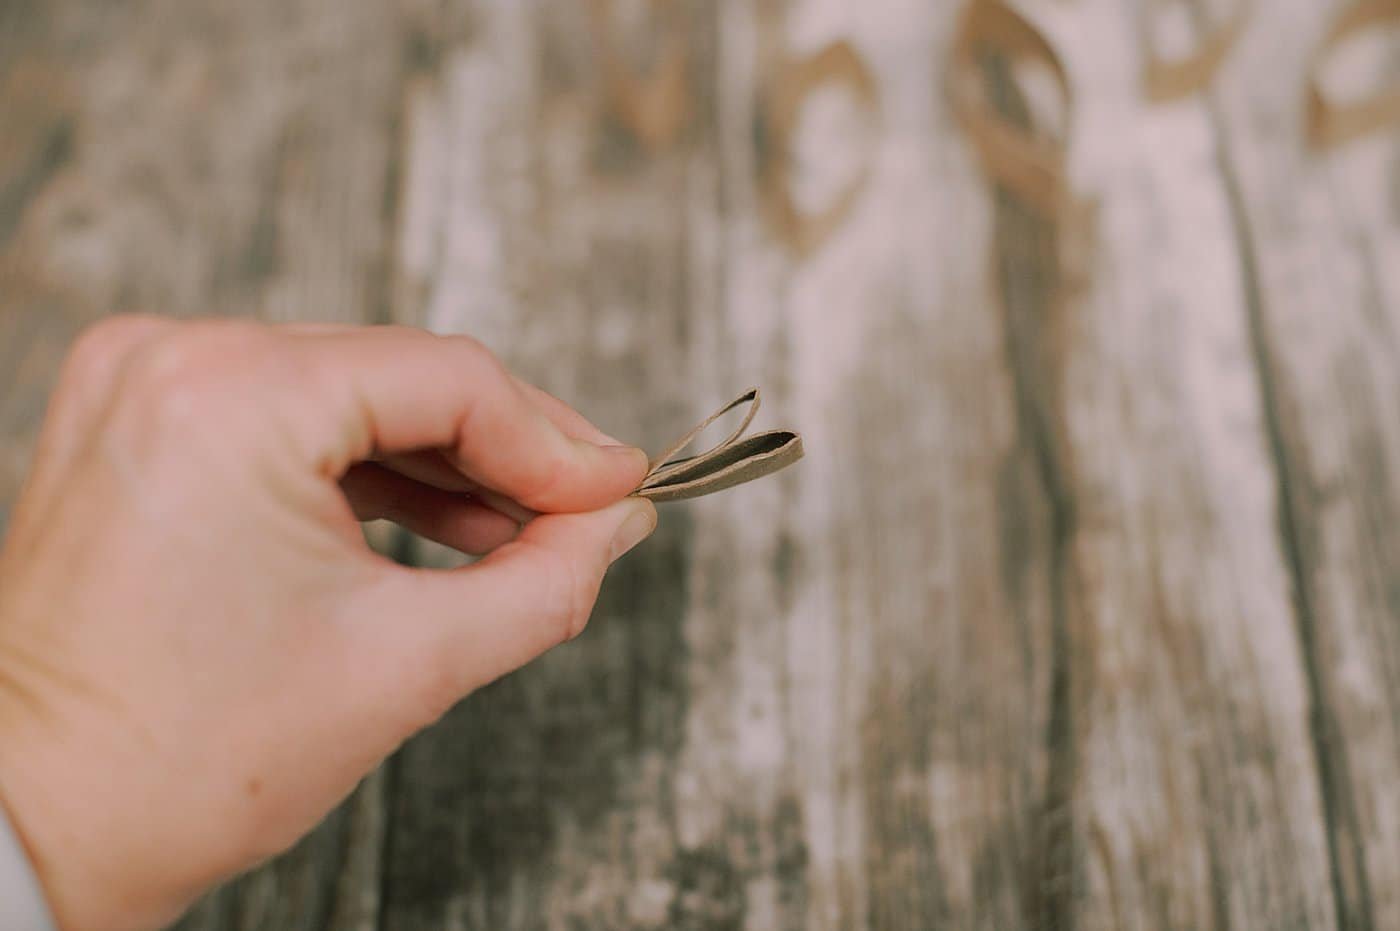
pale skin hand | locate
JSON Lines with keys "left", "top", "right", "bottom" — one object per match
{"left": 0, "top": 317, "right": 657, "bottom": 931}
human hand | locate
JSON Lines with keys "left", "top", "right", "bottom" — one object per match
{"left": 0, "top": 318, "right": 656, "bottom": 930}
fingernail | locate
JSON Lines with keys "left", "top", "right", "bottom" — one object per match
{"left": 595, "top": 428, "right": 628, "bottom": 447}
{"left": 598, "top": 443, "right": 650, "bottom": 472}
{"left": 610, "top": 500, "right": 658, "bottom": 562}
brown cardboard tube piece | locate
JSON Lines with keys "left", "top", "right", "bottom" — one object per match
{"left": 635, "top": 389, "right": 804, "bottom": 502}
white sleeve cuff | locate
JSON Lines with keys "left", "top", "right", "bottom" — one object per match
{"left": 0, "top": 798, "right": 56, "bottom": 930}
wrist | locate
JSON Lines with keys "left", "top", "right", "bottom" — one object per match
{"left": 0, "top": 695, "right": 169, "bottom": 931}
{"left": 0, "top": 776, "right": 58, "bottom": 930}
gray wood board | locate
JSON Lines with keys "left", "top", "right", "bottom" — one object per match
{"left": 0, "top": 0, "right": 1396, "bottom": 927}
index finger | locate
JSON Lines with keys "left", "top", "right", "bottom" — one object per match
{"left": 287, "top": 326, "right": 648, "bottom": 513}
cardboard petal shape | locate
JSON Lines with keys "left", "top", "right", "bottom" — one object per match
{"left": 635, "top": 389, "right": 804, "bottom": 502}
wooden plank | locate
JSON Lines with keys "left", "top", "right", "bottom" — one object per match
{"left": 693, "top": 4, "right": 1055, "bottom": 927}
{"left": 1024, "top": 3, "right": 1338, "bottom": 924}
{"left": 382, "top": 7, "right": 727, "bottom": 926}
{"left": 0, "top": 1, "right": 411, "bottom": 926}
{"left": 3, "top": 0, "right": 1388, "bottom": 926}
{"left": 382, "top": 0, "right": 1059, "bottom": 928}
{"left": 1207, "top": 0, "right": 1400, "bottom": 926}
{"left": 981, "top": 1, "right": 1337, "bottom": 926}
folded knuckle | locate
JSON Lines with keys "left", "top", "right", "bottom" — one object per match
{"left": 518, "top": 451, "right": 572, "bottom": 510}
{"left": 114, "top": 321, "right": 279, "bottom": 441}
{"left": 458, "top": 336, "right": 517, "bottom": 395}
{"left": 121, "top": 341, "right": 220, "bottom": 431}
{"left": 546, "top": 544, "right": 600, "bottom": 644}
{"left": 67, "top": 315, "right": 143, "bottom": 366}
{"left": 450, "top": 332, "right": 492, "bottom": 364}
{"left": 510, "top": 538, "right": 594, "bottom": 645}
{"left": 58, "top": 315, "right": 162, "bottom": 406}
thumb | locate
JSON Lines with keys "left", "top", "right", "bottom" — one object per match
{"left": 353, "top": 496, "right": 658, "bottom": 728}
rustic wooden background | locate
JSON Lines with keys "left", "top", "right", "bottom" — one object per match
{"left": 2, "top": 0, "right": 1399, "bottom": 928}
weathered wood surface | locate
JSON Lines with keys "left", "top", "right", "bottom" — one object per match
{"left": 1, "top": 0, "right": 1398, "bottom": 928}
{"left": 1208, "top": 3, "right": 1400, "bottom": 926}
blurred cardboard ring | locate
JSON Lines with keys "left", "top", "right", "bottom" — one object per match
{"left": 758, "top": 39, "right": 881, "bottom": 258}
{"left": 1306, "top": 0, "right": 1400, "bottom": 149}
{"left": 949, "top": 1, "right": 1075, "bottom": 219}
{"left": 949, "top": 1, "right": 1097, "bottom": 291}
{"left": 1141, "top": 0, "right": 1252, "bottom": 103}
{"left": 588, "top": 0, "right": 690, "bottom": 151}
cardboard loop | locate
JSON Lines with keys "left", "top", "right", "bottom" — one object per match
{"left": 950, "top": 1, "right": 1073, "bottom": 217}
{"left": 1141, "top": 0, "right": 1252, "bottom": 102}
{"left": 950, "top": 0, "right": 1096, "bottom": 287}
{"left": 1306, "top": 0, "right": 1400, "bottom": 149}
{"left": 636, "top": 388, "right": 804, "bottom": 502}
{"left": 758, "top": 39, "right": 881, "bottom": 258}
{"left": 646, "top": 388, "right": 760, "bottom": 474}
{"left": 588, "top": 0, "right": 690, "bottom": 150}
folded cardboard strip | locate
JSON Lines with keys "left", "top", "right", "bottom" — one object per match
{"left": 635, "top": 388, "right": 804, "bottom": 502}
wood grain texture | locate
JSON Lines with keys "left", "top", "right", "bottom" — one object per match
{"left": 1032, "top": 4, "right": 1336, "bottom": 927}
{"left": 379, "top": 2, "right": 1059, "bottom": 928}
{"left": 1, "top": 0, "right": 1398, "bottom": 928}
{"left": 1208, "top": 1, "right": 1400, "bottom": 926}
{"left": 384, "top": 1, "right": 1058, "bottom": 928}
